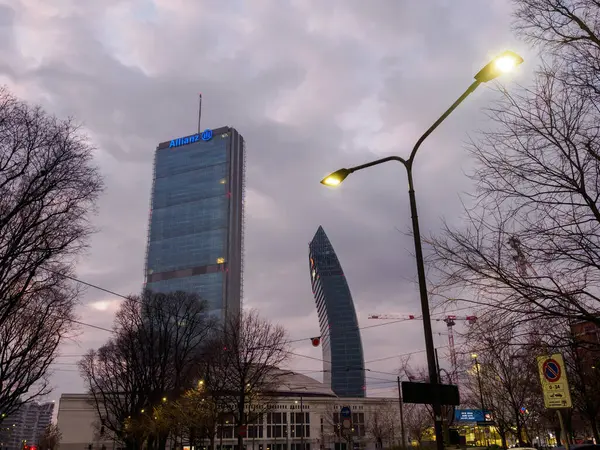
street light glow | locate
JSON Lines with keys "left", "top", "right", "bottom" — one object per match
{"left": 474, "top": 50, "right": 524, "bottom": 83}
{"left": 320, "top": 168, "right": 350, "bottom": 187}
{"left": 322, "top": 176, "right": 341, "bottom": 186}
{"left": 494, "top": 54, "right": 519, "bottom": 74}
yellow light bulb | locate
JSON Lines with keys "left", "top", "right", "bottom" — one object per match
{"left": 494, "top": 55, "right": 518, "bottom": 74}
{"left": 322, "top": 176, "right": 341, "bottom": 186}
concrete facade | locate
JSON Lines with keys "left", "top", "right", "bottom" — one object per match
{"left": 57, "top": 373, "right": 398, "bottom": 450}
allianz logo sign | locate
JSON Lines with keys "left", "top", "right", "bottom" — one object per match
{"left": 169, "top": 129, "right": 213, "bottom": 148}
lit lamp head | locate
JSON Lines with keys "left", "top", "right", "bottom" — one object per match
{"left": 474, "top": 50, "right": 524, "bottom": 83}
{"left": 320, "top": 168, "right": 351, "bottom": 187}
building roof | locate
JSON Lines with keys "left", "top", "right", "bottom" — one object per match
{"left": 265, "top": 367, "right": 336, "bottom": 398}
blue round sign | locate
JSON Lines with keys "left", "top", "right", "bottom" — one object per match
{"left": 340, "top": 406, "right": 351, "bottom": 418}
{"left": 543, "top": 359, "right": 561, "bottom": 382}
{"left": 201, "top": 129, "right": 213, "bottom": 141}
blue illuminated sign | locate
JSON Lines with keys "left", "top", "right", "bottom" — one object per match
{"left": 455, "top": 409, "right": 484, "bottom": 422}
{"left": 454, "top": 410, "right": 493, "bottom": 422}
{"left": 168, "top": 129, "right": 213, "bottom": 148}
{"left": 201, "top": 129, "right": 213, "bottom": 141}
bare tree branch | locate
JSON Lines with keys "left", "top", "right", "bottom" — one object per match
{"left": 0, "top": 86, "right": 103, "bottom": 419}
{"left": 79, "top": 290, "right": 214, "bottom": 450}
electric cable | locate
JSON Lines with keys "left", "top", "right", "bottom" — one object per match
{"left": 40, "top": 268, "right": 471, "bottom": 376}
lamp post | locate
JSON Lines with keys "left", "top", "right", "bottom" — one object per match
{"left": 288, "top": 384, "right": 309, "bottom": 450}
{"left": 471, "top": 354, "right": 485, "bottom": 414}
{"left": 471, "top": 353, "right": 489, "bottom": 448}
{"left": 320, "top": 51, "right": 523, "bottom": 450}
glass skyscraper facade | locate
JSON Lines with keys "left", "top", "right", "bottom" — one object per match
{"left": 308, "top": 226, "right": 365, "bottom": 397}
{"left": 144, "top": 126, "right": 245, "bottom": 321}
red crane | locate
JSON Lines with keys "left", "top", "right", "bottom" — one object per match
{"left": 367, "top": 314, "right": 477, "bottom": 373}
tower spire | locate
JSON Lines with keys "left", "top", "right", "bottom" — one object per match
{"left": 197, "top": 93, "right": 202, "bottom": 134}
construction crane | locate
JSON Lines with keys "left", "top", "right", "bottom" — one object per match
{"left": 507, "top": 235, "right": 539, "bottom": 277}
{"left": 367, "top": 314, "right": 477, "bottom": 374}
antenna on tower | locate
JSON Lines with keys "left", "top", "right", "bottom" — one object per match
{"left": 197, "top": 93, "right": 202, "bottom": 134}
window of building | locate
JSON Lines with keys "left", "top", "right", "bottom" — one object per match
{"left": 291, "top": 444, "right": 310, "bottom": 450}
{"left": 217, "top": 414, "right": 235, "bottom": 439}
{"left": 247, "top": 413, "right": 264, "bottom": 439}
{"left": 352, "top": 413, "right": 366, "bottom": 437}
{"left": 266, "top": 412, "right": 287, "bottom": 439}
{"left": 290, "top": 412, "right": 310, "bottom": 439}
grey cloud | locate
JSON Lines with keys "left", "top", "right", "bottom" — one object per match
{"left": 0, "top": 4, "right": 15, "bottom": 27}
{"left": 4, "top": 0, "right": 521, "bottom": 399}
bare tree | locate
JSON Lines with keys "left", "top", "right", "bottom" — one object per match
{"left": 0, "top": 87, "right": 103, "bottom": 419}
{"left": 38, "top": 424, "right": 62, "bottom": 450}
{"left": 164, "top": 385, "right": 223, "bottom": 450}
{"left": 403, "top": 404, "right": 432, "bottom": 447}
{"left": 366, "top": 401, "right": 398, "bottom": 448}
{"left": 79, "top": 290, "right": 214, "bottom": 450}
{"left": 460, "top": 315, "right": 544, "bottom": 447}
{"left": 202, "top": 309, "right": 290, "bottom": 450}
{"left": 397, "top": 358, "right": 455, "bottom": 446}
{"left": 428, "top": 0, "right": 600, "bottom": 327}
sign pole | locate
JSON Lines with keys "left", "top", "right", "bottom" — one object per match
{"left": 556, "top": 410, "right": 570, "bottom": 450}
{"left": 397, "top": 377, "right": 406, "bottom": 450}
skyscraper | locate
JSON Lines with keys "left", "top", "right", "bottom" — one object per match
{"left": 144, "top": 127, "right": 245, "bottom": 321}
{"left": 308, "top": 226, "right": 365, "bottom": 397}
{"left": 0, "top": 401, "right": 54, "bottom": 449}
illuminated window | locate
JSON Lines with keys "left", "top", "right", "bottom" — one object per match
{"left": 217, "top": 257, "right": 225, "bottom": 264}
{"left": 219, "top": 178, "right": 227, "bottom": 184}
{"left": 312, "top": 270, "right": 316, "bottom": 280}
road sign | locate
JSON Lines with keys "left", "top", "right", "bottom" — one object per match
{"left": 537, "top": 353, "right": 572, "bottom": 409}
{"left": 543, "top": 359, "right": 561, "bottom": 382}
{"left": 340, "top": 406, "right": 351, "bottom": 418}
{"left": 342, "top": 418, "right": 352, "bottom": 429}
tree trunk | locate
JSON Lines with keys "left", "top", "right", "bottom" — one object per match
{"left": 499, "top": 429, "right": 507, "bottom": 450}
{"left": 148, "top": 435, "right": 156, "bottom": 450}
{"left": 590, "top": 419, "right": 600, "bottom": 444}
{"left": 515, "top": 413, "right": 525, "bottom": 446}
{"left": 237, "top": 395, "right": 246, "bottom": 450}
{"left": 157, "top": 433, "right": 168, "bottom": 450}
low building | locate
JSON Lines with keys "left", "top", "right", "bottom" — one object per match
{"left": 57, "top": 371, "right": 398, "bottom": 450}
{"left": 0, "top": 401, "right": 55, "bottom": 450}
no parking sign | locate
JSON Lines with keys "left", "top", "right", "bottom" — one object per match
{"left": 537, "top": 353, "right": 572, "bottom": 409}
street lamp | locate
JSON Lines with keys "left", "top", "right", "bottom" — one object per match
{"left": 471, "top": 354, "right": 486, "bottom": 414}
{"left": 320, "top": 51, "right": 523, "bottom": 450}
{"left": 471, "top": 354, "right": 489, "bottom": 448}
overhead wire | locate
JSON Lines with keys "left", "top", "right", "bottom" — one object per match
{"left": 42, "top": 269, "right": 472, "bottom": 375}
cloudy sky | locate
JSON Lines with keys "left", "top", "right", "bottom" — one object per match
{"left": 1, "top": 0, "right": 535, "bottom": 403}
